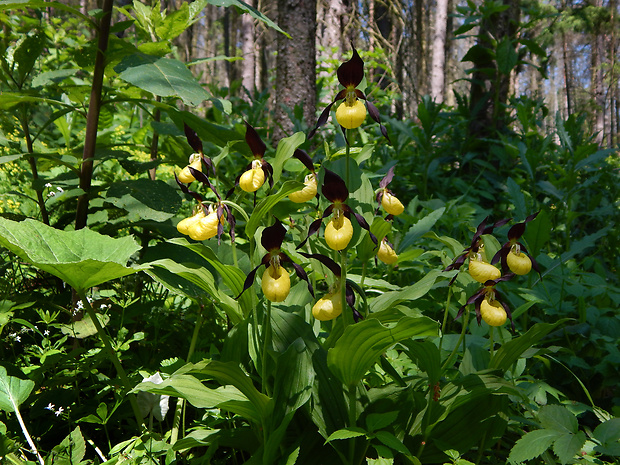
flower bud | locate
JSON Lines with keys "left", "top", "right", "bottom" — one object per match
{"left": 289, "top": 173, "right": 317, "bottom": 203}
{"left": 261, "top": 264, "right": 291, "bottom": 302}
{"left": 468, "top": 259, "right": 501, "bottom": 283}
{"left": 239, "top": 160, "right": 265, "bottom": 193}
{"left": 480, "top": 297, "right": 507, "bottom": 326}
{"left": 178, "top": 154, "right": 202, "bottom": 183}
{"left": 506, "top": 251, "right": 532, "bottom": 275}
{"left": 312, "top": 291, "right": 343, "bottom": 321}
{"left": 335, "top": 100, "right": 367, "bottom": 129}
{"left": 381, "top": 190, "right": 404, "bottom": 216}
{"left": 377, "top": 240, "right": 398, "bottom": 264}
{"left": 325, "top": 215, "right": 353, "bottom": 251}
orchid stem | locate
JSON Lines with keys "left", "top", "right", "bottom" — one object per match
{"left": 441, "top": 307, "right": 469, "bottom": 372}
{"left": 489, "top": 326, "right": 495, "bottom": 359}
{"left": 438, "top": 286, "right": 452, "bottom": 353}
{"left": 262, "top": 300, "right": 272, "bottom": 396}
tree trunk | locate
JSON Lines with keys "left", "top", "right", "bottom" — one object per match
{"left": 274, "top": 0, "right": 317, "bottom": 140}
{"left": 591, "top": 0, "right": 606, "bottom": 145}
{"left": 240, "top": 0, "right": 256, "bottom": 99}
{"left": 430, "top": 0, "right": 449, "bottom": 103}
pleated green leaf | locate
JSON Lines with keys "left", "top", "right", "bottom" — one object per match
{"left": 328, "top": 316, "right": 438, "bottom": 386}
{"left": 245, "top": 180, "right": 303, "bottom": 238}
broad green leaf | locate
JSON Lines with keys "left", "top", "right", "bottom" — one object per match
{"left": 365, "top": 411, "right": 399, "bottom": 433}
{"left": 375, "top": 431, "right": 412, "bottom": 456}
{"left": 272, "top": 338, "right": 314, "bottom": 419}
{"left": 523, "top": 209, "right": 551, "bottom": 259}
{"left": 399, "top": 208, "right": 445, "bottom": 252}
{"left": 509, "top": 429, "right": 561, "bottom": 463}
{"left": 59, "top": 312, "right": 110, "bottom": 339}
{"left": 506, "top": 178, "right": 526, "bottom": 221}
{"left": 593, "top": 418, "right": 620, "bottom": 444}
{"left": 0, "top": 367, "right": 34, "bottom": 413}
{"left": 539, "top": 405, "right": 578, "bottom": 434}
{"left": 245, "top": 180, "right": 303, "bottom": 238}
{"left": 207, "top": 0, "right": 289, "bottom": 37}
{"left": 272, "top": 132, "right": 305, "bottom": 185}
{"left": 167, "top": 238, "right": 253, "bottom": 317}
{"left": 328, "top": 316, "right": 438, "bottom": 386}
{"left": 155, "top": 3, "right": 189, "bottom": 40}
{"left": 0, "top": 218, "right": 145, "bottom": 293}
{"left": 489, "top": 320, "right": 566, "bottom": 371}
{"left": 0, "top": 93, "right": 73, "bottom": 111}
{"left": 496, "top": 38, "right": 518, "bottom": 74}
{"left": 48, "top": 427, "right": 86, "bottom": 465}
{"left": 105, "top": 179, "right": 182, "bottom": 222}
{"left": 369, "top": 270, "right": 444, "bottom": 313}
{"left": 553, "top": 431, "right": 586, "bottom": 464}
{"left": 196, "top": 361, "right": 272, "bottom": 420}
{"left": 115, "top": 53, "right": 210, "bottom": 105}
{"left": 325, "top": 427, "right": 367, "bottom": 443}
{"left": 357, "top": 217, "right": 391, "bottom": 262}
{"left": 401, "top": 340, "right": 441, "bottom": 386}
{"left": 133, "top": 375, "right": 261, "bottom": 424}
{"left": 0, "top": 1, "right": 94, "bottom": 25}
{"left": 145, "top": 259, "right": 243, "bottom": 324}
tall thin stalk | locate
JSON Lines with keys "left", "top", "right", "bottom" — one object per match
{"left": 75, "top": 0, "right": 113, "bottom": 230}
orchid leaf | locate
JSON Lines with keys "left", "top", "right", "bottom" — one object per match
{"left": 245, "top": 180, "right": 303, "bottom": 237}
{"left": 328, "top": 316, "right": 437, "bottom": 386}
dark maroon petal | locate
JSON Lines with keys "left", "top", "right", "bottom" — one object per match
{"left": 293, "top": 149, "right": 315, "bottom": 172}
{"left": 245, "top": 121, "right": 266, "bottom": 158}
{"left": 486, "top": 273, "right": 516, "bottom": 286}
{"left": 343, "top": 207, "right": 377, "bottom": 245}
{"left": 491, "top": 245, "right": 510, "bottom": 266}
{"left": 337, "top": 45, "right": 364, "bottom": 87}
{"left": 261, "top": 160, "right": 274, "bottom": 189}
{"left": 296, "top": 218, "right": 324, "bottom": 250}
{"left": 379, "top": 166, "right": 396, "bottom": 189}
{"left": 467, "top": 289, "right": 486, "bottom": 306}
{"left": 237, "top": 261, "right": 266, "bottom": 299}
{"left": 184, "top": 123, "right": 203, "bottom": 154}
{"left": 474, "top": 297, "right": 483, "bottom": 325}
{"left": 482, "top": 218, "right": 511, "bottom": 235}
{"left": 322, "top": 169, "right": 349, "bottom": 202}
{"left": 498, "top": 298, "right": 515, "bottom": 332}
{"left": 471, "top": 217, "right": 490, "bottom": 246}
{"left": 188, "top": 166, "right": 221, "bottom": 200}
{"left": 298, "top": 252, "right": 342, "bottom": 278}
{"left": 289, "top": 260, "right": 314, "bottom": 297}
{"left": 202, "top": 155, "right": 216, "bottom": 178}
{"left": 261, "top": 219, "right": 286, "bottom": 251}
{"left": 309, "top": 102, "right": 335, "bottom": 139}
{"left": 175, "top": 172, "right": 204, "bottom": 204}
{"left": 444, "top": 251, "right": 469, "bottom": 272}
{"left": 365, "top": 100, "right": 391, "bottom": 143}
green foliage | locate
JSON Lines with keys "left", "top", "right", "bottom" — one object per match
{"left": 0, "top": 0, "right": 618, "bottom": 464}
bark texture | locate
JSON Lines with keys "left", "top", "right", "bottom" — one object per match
{"left": 274, "top": 0, "right": 317, "bottom": 140}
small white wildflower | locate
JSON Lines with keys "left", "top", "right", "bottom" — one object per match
{"left": 47, "top": 192, "right": 56, "bottom": 197}
{"left": 76, "top": 300, "right": 84, "bottom": 310}
{"left": 46, "top": 403, "right": 55, "bottom": 411}
{"left": 55, "top": 407, "right": 64, "bottom": 416}
{"left": 44, "top": 182, "right": 52, "bottom": 188}
{"left": 14, "top": 335, "right": 21, "bottom": 342}
{"left": 56, "top": 187, "right": 64, "bottom": 192}
{"left": 44, "top": 330, "right": 50, "bottom": 336}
